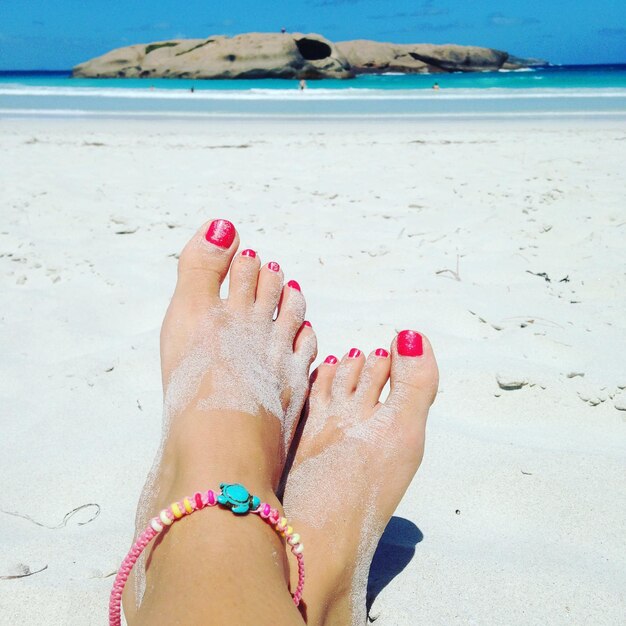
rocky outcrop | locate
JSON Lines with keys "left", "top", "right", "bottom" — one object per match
{"left": 501, "top": 54, "right": 548, "bottom": 70}
{"left": 73, "top": 33, "right": 541, "bottom": 79}
{"left": 334, "top": 40, "right": 436, "bottom": 74}
{"left": 73, "top": 33, "right": 354, "bottom": 79}
{"left": 337, "top": 40, "right": 509, "bottom": 74}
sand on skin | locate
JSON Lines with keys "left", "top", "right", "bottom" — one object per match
{"left": 0, "top": 116, "right": 625, "bottom": 625}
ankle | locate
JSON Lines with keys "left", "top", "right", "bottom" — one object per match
{"left": 136, "top": 492, "right": 299, "bottom": 625}
{"left": 292, "top": 552, "right": 354, "bottom": 626}
{"left": 165, "top": 408, "right": 283, "bottom": 493}
{"left": 303, "top": 585, "right": 354, "bottom": 626}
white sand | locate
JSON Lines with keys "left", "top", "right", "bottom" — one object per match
{"left": 0, "top": 116, "right": 625, "bottom": 625}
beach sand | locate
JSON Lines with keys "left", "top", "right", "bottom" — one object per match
{"left": 1, "top": 116, "right": 625, "bottom": 625}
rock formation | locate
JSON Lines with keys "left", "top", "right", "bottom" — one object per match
{"left": 337, "top": 40, "right": 509, "bottom": 74}
{"left": 335, "top": 40, "right": 434, "bottom": 74}
{"left": 73, "top": 33, "right": 542, "bottom": 79}
{"left": 73, "top": 33, "right": 353, "bottom": 79}
{"left": 501, "top": 54, "right": 548, "bottom": 70}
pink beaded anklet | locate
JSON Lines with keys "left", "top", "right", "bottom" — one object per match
{"left": 109, "top": 483, "right": 305, "bottom": 626}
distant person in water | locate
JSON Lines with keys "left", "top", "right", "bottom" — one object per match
{"left": 281, "top": 27, "right": 286, "bottom": 34}
{"left": 299, "top": 79, "right": 307, "bottom": 91}
{"left": 190, "top": 86, "right": 195, "bottom": 93}
{"left": 432, "top": 82, "right": 440, "bottom": 90}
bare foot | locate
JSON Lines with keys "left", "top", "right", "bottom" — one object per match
{"left": 283, "top": 331, "right": 438, "bottom": 625}
{"left": 123, "top": 219, "right": 317, "bottom": 620}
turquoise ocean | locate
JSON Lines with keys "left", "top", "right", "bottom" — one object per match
{"left": 1, "top": 64, "right": 626, "bottom": 118}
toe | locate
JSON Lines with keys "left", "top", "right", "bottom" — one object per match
{"left": 293, "top": 321, "right": 318, "bottom": 374}
{"left": 275, "top": 280, "right": 306, "bottom": 344}
{"left": 386, "top": 330, "right": 439, "bottom": 427}
{"left": 331, "top": 348, "right": 366, "bottom": 397}
{"left": 227, "top": 248, "right": 260, "bottom": 307}
{"left": 255, "top": 261, "right": 283, "bottom": 317}
{"left": 355, "top": 348, "right": 391, "bottom": 407}
{"left": 176, "top": 218, "right": 239, "bottom": 299}
{"left": 309, "top": 355, "right": 339, "bottom": 404}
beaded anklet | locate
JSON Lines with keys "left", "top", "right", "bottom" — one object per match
{"left": 108, "top": 483, "right": 305, "bottom": 626}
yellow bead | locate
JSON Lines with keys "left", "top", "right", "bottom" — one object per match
{"left": 160, "top": 510, "right": 173, "bottom": 526}
{"left": 171, "top": 502, "right": 183, "bottom": 519}
{"left": 278, "top": 517, "right": 288, "bottom": 530}
{"left": 183, "top": 498, "right": 193, "bottom": 514}
{"left": 285, "top": 525, "right": 293, "bottom": 536}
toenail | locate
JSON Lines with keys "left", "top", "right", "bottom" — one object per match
{"left": 397, "top": 330, "right": 424, "bottom": 357}
{"left": 205, "top": 219, "right": 236, "bottom": 248}
{"left": 267, "top": 261, "right": 280, "bottom": 272}
{"left": 348, "top": 348, "right": 361, "bottom": 359}
{"left": 324, "top": 355, "right": 338, "bottom": 364}
{"left": 302, "top": 320, "right": 312, "bottom": 328}
{"left": 241, "top": 249, "right": 256, "bottom": 258}
{"left": 287, "top": 280, "right": 301, "bottom": 291}
{"left": 375, "top": 348, "right": 389, "bottom": 358}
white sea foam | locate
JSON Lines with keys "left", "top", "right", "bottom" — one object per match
{"left": 498, "top": 67, "right": 536, "bottom": 73}
{"left": 2, "top": 84, "right": 626, "bottom": 101}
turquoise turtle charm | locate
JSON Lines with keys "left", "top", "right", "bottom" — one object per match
{"left": 217, "top": 483, "right": 260, "bottom": 515}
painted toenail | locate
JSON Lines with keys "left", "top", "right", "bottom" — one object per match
{"left": 205, "top": 219, "right": 236, "bottom": 248}
{"left": 348, "top": 348, "right": 361, "bottom": 358}
{"left": 397, "top": 330, "right": 424, "bottom": 357}
{"left": 302, "top": 320, "right": 312, "bottom": 328}
{"left": 324, "top": 355, "right": 338, "bottom": 364}
{"left": 241, "top": 249, "right": 256, "bottom": 258}
{"left": 375, "top": 348, "right": 389, "bottom": 358}
{"left": 287, "top": 280, "right": 301, "bottom": 291}
{"left": 268, "top": 261, "right": 280, "bottom": 272}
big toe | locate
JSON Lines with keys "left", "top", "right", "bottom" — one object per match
{"left": 386, "top": 330, "right": 439, "bottom": 436}
{"left": 175, "top": 218, "right": 239, "bottom": 300}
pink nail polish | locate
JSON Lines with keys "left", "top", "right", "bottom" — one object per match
{"left": 287, "top": 280, "right": 301, "bottom": 291}
{"left": 241, "top": 249, "right": 256, "bottom": 258}
{"left": 375, "top": 348, "right": 389, "bottom": 358}
{"left": 397, "top": 330, "right": 424, "bottom": 357}
{"left": 302, "top": 320, "right": 312, "bottom": 328}
{"left": 267, "top": 261, "right": 280, "bottom": 273}
{"left": 348, "top": 348, "right": 361, "bottom": 359}
{"left": 324, "top": 355, "right": 338, "bottom": 364}
{"left": 205, "top": 219, "right": 236, "bottom": 248}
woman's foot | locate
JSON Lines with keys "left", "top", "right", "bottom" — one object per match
{"left": 283, "top": 331, "right": 439, "bottom": 626}
{"left": 124, "top": 219, "right": 316, "bottom": 623}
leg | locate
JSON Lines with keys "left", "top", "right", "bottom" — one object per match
{"left": 284, "top": 331, "right": 439, "bottom": 625}
{"left": 122, "top": 219, "right": 317, "bottom": 625}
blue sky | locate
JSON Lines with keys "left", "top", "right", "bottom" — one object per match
{"left": 1, "top": 0, "right": 625, "bottom": 69}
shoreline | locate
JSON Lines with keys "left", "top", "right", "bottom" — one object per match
{"left": 3, "top": 109, "right": 626, "bottom": 124}
{"left": 3, "top": 83, "right": 626, "bottom": 120}
{"left": 3, "top": 65, "right": 626, "bottom": 119}
{"left": 2, "top": 97, "right": 626, "bottom": 119}
{"left": 5, "top": 86, "right": 626, "bottom": 97}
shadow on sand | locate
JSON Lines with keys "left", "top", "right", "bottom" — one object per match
{"left": 367, "top": 516, "right": 423, "bottom": 616}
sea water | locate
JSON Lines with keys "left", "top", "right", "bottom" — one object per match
{"left": 1, "top": 65, "right": 626, "bottom": 118}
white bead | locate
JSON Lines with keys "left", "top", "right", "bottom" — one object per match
{"left": 293, "top": 543, "right": 304, "bottom": 554}
{"left": 150, "top": 518, "right": 163, "bottom": 533}
{"left": 160, "top": 510, "right": 173, "bottom": 526}
{"left": 288, "top": 533, "right": 301, "bottom": 546}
